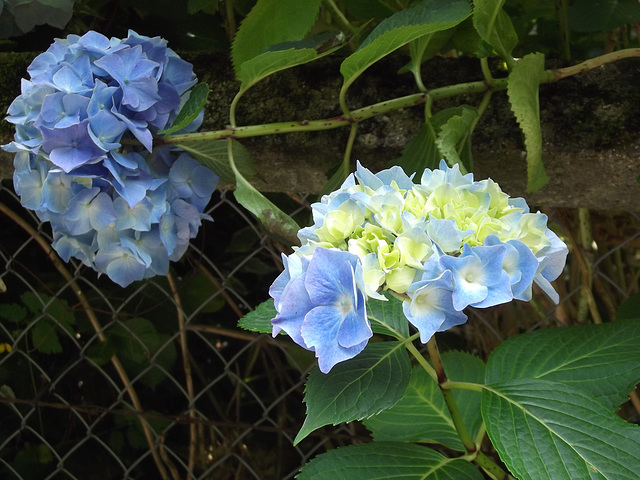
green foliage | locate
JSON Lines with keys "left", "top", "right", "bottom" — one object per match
{"left": 0, "top": 292, "right": 76, "bottom": 354}
{"left": 176, "top": 138, "right": 255, "bottom": 184}
{"left": 340, "top": 0, "right": 471, "bottom": 92}
{"left": 472, "top": 0, "right": 518, "bottom": 62}
{"left": 364, "top": 352, "right": 484, "bottom": 450}
{"left": 569, "top": 0, "right": 640, "bottom": 32}
{"left": 435, "top": 105, "right": 477, "bottom": 171}
{"left": 507, "top": 52, "right": 549, "bottom": 192}
{"left": 237, "top": 31, "right": 344, "bottom": 95}
{"left": 297, "top": 442, "right": 484, "bottom": 479}
{"left": 87, "top": 317, "right": 177, "bottom": 389}
{"left": 484, "top": 319, "right": 640, "bottom": 410}
{"left": 238, "top": 298, "right": 276, "bottom": 333}
{"left": 482, "top": 379, "right": 640, "bottom": 480}
{"left": 295, "top": 342, "right": 411, "bottom": 444}
{"left": 231, "top": 0, "right": 322, "bottom": 74}
{"left": 367, "top": 293, "right": 410, "bottom": 339}
{"left": 159, "top": 83, "right": 210, "bottom": 135}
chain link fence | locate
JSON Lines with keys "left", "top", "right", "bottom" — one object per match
{"left": 1, "top": 178, "right": 639, "bottom": 480}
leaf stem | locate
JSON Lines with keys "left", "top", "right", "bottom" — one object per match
{"left": 404, "top": 340, "right": 438, "bottom": 383}
{"left": 160, "top": 47, "right": 640, "bottom": 145}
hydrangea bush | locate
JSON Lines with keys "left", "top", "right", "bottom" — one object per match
{"left": 271, "top": 161, "right": 568, "bottom": 372}
{"left": 3, "top": 31, "right": 218, "bottom": 286}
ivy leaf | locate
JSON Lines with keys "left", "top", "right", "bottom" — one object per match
{"left": 482, "top": 379, "right": 640, "bottom": 480}
{"left": 569, "top": 0, "right": 640, "bottom": 32}
{"left": 176, "top": 139, "right": 255, "bottom": 184}
{"left": 485, "top": 319, "right": 640, "bottom": 411}
{"left": 472, "top": 0, "right": 518, "bottom": 61}
{"left": 297, "top": 442, "right": 483, "bottom": 479}
{"left": 295, "top": 342, "right": 411, "bottom": 444}
{"left": 340, "top": 0, "right": 471, "bottom": 92}
{"left": 231, "top": 0, "right": 322, "bottom": 75}
{"left": 363, "top": 351, "right": 484, "bottom": 450}
{"left": 238, "top": 299, "right": 276, "bottom": 334}
{"left": 366, "top": 293, "right": 409, "bottom": 339}
{"left": 507, "top": 52, "right": 549, "bottom": 192}
{"left": 159, "top": 83, "right": 209, "bottom": 135}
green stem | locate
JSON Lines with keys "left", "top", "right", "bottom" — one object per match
{"left": 160, "top": 47, "right": 640, "bottom": 147}
{"left": 324, "top": 0, "right": 356, "bottom": 33}
{"left": 480, "top": 57, "right": 495, "bottom": 87}
{"left": 404, "top": 341, "right": 438, "bottom": 383}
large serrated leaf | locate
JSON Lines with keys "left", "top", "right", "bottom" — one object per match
{"left": 507, "top": 52, "right": 549, "bottom": 192}
{"left": 485, "top": 319, "right": 640, "bottom": 410}
{"left": 363, "top": 351, "right": 484, "bottom": 450}
{"left": 340, "top": 0, "right": 471, "bottom": 91}
{"left": 366, "top": 293, "right": 409, "bottom": 339}
{"left": 176, "top": 139, "right": 255, "bottom": 184}
{"left": 231, "top": 0, "right": 322, "bottom": 75}
{"left": 482, "top": 379, "right": 640, "bottom": 480}
{"left": 294, "top": 342, "right": 410, "bottom": 444}
{"left": 472, "top": 0, "right": 518, "bottom": 60}
{"left": 297, "top": 442, "right": 483, "bottom": 479}
{"left": 435, "top": 105, "right": 477, "bottom": 171}
{"left": 390, "top": 121, "right": 440, "bottom": 178}
{"left": 569, "top": 0, "right": 640, "bottom": 32}
{"left": 238, "top": 299, "right": 276, "bottom": 334}
{"left": 159, "top": 83, "right": 209, "bottom": 135}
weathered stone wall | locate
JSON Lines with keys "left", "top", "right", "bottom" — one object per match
{"left": 1, "top": 52, "right": 638, "bottom": 210}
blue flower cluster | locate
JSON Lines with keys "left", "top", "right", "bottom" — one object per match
{"left": 4, "top": 30, "right": 218, "bottom": 287}
{"left": 270, "top": 161, "right": 568, "bottom": 372}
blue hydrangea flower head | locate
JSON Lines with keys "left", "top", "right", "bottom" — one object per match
{"left": 270, "top": 247, "right": 371, "bottom": 373}
{"left": 4, "top": 31, "right": 218, "bottom": 287}
{"left": 271, "top": 161, "right": 569, "bottom": 370}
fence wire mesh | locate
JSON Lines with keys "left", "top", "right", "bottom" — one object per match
{"left": 1, "top": 178, "right": 639, "bottom": 480}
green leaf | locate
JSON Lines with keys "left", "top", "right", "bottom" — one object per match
{"left": 159, "top": 83, "right": 209, "bottom": 135}
{"left": 231, "top": 0, "right": 322, "bottom": 75}
{"left": 366, "top": 293, "right": 409, "bottom": 339}
{"left": 340, "top": 0, "right": 471, "bottom": 91}
{"left": 482, "top": 379, "right": 640, "bottom": 480}
{"left": 507, "top": 52, "right": 549, "bottom": 192}
{"left": 297, "top": 441, "right": 483, "bottom": 479}
{"left": 237, "top": 32, "right": 345, "bottom": 97}
{"left": 109, "top": 318, "right": 177, "bottom": 389}
{"left": 188, "top": 0, "right": 218, "bottom": 14}
{"left": 86, "top": 339, "right": 116, "bottom": 366}
{"left": 344, "top": 0, "right": 394, "bottom": 19}
{"left": 178, "top": 271, "right": 225, "bottom": 314}
{"left": 616, "top": 292, "right": 640, "bottom": 321}
{"left": 295, "top": 341, "right": 411, "bottom": 444}
{"left": 238, "top": 299, "right": 276, "bottom": 333}
{"left": 363, "top": 351, "right": 484, "bottom": 450}
{"left": 390, "top": 121, "right": 440, "bottom": 178}
{"left": 31, "top": 319, "right": 62, "bottom": 354}
{"left": 0, "top": 303, "right": 27, "bottom": 323}
{"left": 176, "top": 139, "right": 255, "bottom": 184}
{"left": 233, "top": 162, "right": 300, "bottom": 245}
{"left": 569, "top": 0, "right": 640, "bottom": 32}
{"left": 435, "top": 105, "right": 477, "bottom": 171}
{"left": 485, "top": 319, "right": 640, "bottom": 411}
{"left": 452, "top": 18, "right": 493, "bottom": 58}
{"left": 472, "top": 1, "right": 518, "bottom": 61}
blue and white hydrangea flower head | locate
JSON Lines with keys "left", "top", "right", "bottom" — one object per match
{"left": 4, "top": 30, "right": 218, "bottom": 287}
{"left": 270, "top": 161, "right": 568, "bottom": 372}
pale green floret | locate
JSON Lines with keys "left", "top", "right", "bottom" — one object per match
{"left": 505, "top": 213, "right": 551, "bottom": 253}
{"left": 395, "top": 228, "right": 433, "bottom": 269}
{"left": 367, "top": 190, "right": 405, "bottom": 235}
{"left": 404, "top": 187, "right": 430, "bottom": 218}
{"left": 348, "top": 224, "right": 388, "bottom": 257}
{"left": 385, "top": 264, "right": 418, "bottom": 294}
{"left": 314, "top": 202, "right": 365, "bottom": 245}
{"left": 360, "top": 253, "right": 386, "bottom": 299}
{"left": 377, "top": 242, "right": 402, "bottom": 273}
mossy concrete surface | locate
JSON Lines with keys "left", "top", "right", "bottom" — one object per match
{"left": 0, "top": 52, "right": 638, "bottom": 211}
